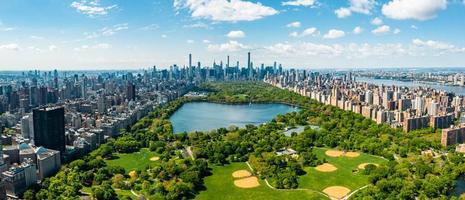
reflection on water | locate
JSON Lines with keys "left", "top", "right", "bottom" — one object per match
{"left": 357, "top": 77, "right": 465, "bottom": 96}
{"left": 170, "top": 102, "right": 298, "bottom": 133}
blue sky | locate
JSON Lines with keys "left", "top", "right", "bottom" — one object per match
{"left": 0, "top": 0, "right": 464, "bottom": 70}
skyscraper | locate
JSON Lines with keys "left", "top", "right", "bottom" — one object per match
{"left": 247, "top": 52, "right": 253, "bottom": 79}
{"left": 125, "top": 83, "right": 136, "bottom": 101}
{"left": 32, "top": 107, "right": 65, "bottom": 153}
{"left": 189, "top": 53, "right": 192, "bottom": 68}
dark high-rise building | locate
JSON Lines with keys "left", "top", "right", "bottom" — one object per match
{"left": 189, "top": 53, "right": 192, "bottom": 68}
{"left": 125, "top": 83, "right": 136, "bottom": 101}
{"left": 32, "top": 107, "right": 65, "bottom": 152}
{"left": 247, "top": 52, "right": 253, "bottom": 79}
{"left": 247, "top": 52, "right": 251, "bottom": 69}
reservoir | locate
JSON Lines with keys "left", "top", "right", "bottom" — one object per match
{"left": 170, "top": 102, "right": 299, "bottom": 133}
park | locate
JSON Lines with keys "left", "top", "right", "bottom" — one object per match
{"left": 196, "top": 148, "right": 387, "bottom": 200}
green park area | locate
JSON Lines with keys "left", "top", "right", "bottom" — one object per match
{"left": 197, "top": 148, "right": 387, "bottom": 200}
{"left": 196, "top": 162, "right": 326, "bottom": 200}
{"left": 104, "top": 148, "right": 160, "bottom": 171}
{"left": 299, "top": 148, "right": 388, "bottom": 192}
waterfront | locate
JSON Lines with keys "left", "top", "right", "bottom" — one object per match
{"left": 357, "top": 77, "right": 465, "bottom": 96}
{"left": 170, "top": 102, "right": 299, "bottom": 133}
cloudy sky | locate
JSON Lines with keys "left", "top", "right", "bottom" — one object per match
{"left": 0, "top": 0, "right": 464, "bottom": 70}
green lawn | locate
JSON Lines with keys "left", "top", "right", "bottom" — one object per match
{"left": 196, "top": 162, "right": 326, "bottom": 200}
{"left": 105, "top": 148, "right": 160, "bottom": 172}
{"left": 299, "top": 148, "right": 388, "bottom": 192}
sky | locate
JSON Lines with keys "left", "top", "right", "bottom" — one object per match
{"left": 0, "top": 0, "right": 465, "bottom": 70}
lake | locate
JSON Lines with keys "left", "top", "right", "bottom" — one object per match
{"left": 170, "top": 102, "right": 299, "bottom": 133}
{"left": 357, "top": 77, "right": 465, "bottom": 96}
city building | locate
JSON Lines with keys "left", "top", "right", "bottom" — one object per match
{"left": 32, "top": 107, "right": 65, "bottom": 152}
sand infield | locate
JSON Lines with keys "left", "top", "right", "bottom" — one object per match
{"left": 358, "top": 163, "right": 379, "bottom": 170}
{"left": 325, "top": 150, "right": 360, "bottom": 158}
{"left": 323, "top": 186, "right": 351, "bottom": 199}
{"left": 234, "top": 176, "right": 260, "bottom": 188}
{"left": 325, "top": 150, "right": 344, "bottom": 157}
{"left": 232, "top": 170, "right": 252, "bottom": 178}
{"left": 150, "top": 156, "right": 160, "bottom": 161}
{"left": 232, "top": 170, "right": 260, "bottom": 188}
{"left": 315, "top": 163, "right": 338, "bottom": 172}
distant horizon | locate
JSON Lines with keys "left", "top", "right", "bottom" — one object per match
{"left": 1, "top": 65, "right": 465, "bottom": 72}
{"left": 1, "top": 0, "right": 464, "bottom": 70}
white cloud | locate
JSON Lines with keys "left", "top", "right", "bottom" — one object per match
{"left": 334, "top": 0, "right": 375, "bottom": 18}
{"left": 0, "top": 21, "right": 15, "bottom": 32}
{"left": 265, "top": 42, "right": 408, "bottom": 58}
{"left": 382, "top": 0, "right": 447, "bottom": 20}
{"left": 174, "top": 0, "right": 278, "bottom": 22}
{"left": 74, "top": 43, "right": 112, "bottom": 51}
{"left": 282, "top": 0, "right": 317, "bottom": 7}
{"left": 335, "top": 8, "right": 352, "bottom": 18}
{"left": 411, "top": 39, "right": 465, "bottom": 55}
{"left": 71, "top": 0, "right": 117, "bottom": 17}
{"left": 0, "top": 27, "right": 14, "bottom": 32}
{"left": 372, "top": 25, "right": 391, "bottom": 34}
{"left": 353, "top": 26, "right": 363, "bottom": 34}
{"left": 0, "top": 44, "right": 19, "bottom": 51}
{"left": 323, "top": 29, "right": 345, "bottom": 39}
{"left": 286, "top": 21, "right": 301, "bottom": 28}
{"left": 226, "top": 30, "right": 245, "bottom": 38}
{"left": 290, "top": 27, "right": 318, "bottom": 37}
{"left": 27, "top": 46, "right": 41, "bottom": 52}
{"left": 101, "top": 23, "right": 128, "bottom": 36}
{"left": 203, "top": 39, "right": 211, "bottom": 43}
{"left": 411, "top": 25, "right": 418, "bottom": 29}
{"left": 140, "top": 24, "right": 159, "bottom": 31}
{"left": 289, "top": 32, "right": 299, "bottom": 37}
{"left": 412, "top": 39, "right": 453, "bottom": 50}
{"left": 161, "top": 34, "right": 167, "bottom": 38}
{"left": 48, "top": 45, "right": 58, "bottom": 51}
{"left": 83, "top": 23, "right": 128, "bottom": 40}
{"left": 349, "top": 0, "right": 376, "bottom": 14}
{"left": 371, "top": 17, "right": 383, "bottom": 25}
{"left": 207, "top": 40, "right": 250, "bottom": 52}
{"left": 301, "top": 27, "right": 319, "bottom": 36}
{"left": 266, "top": 40, "right": 465, "bottom": 59}
{"left": 187, "top": 39, "right": 195, "bottom": 44}
{"left": 183, "top": 22, "right": 210, "bottom": 29}
{"left": 30, "top": 35, "right": 44, "bottom": 40}
{"left": 393, "top": 28, "right": 401, "bottom": 34}
{"left": 93, "top": 43, "right": 111, "bottom": 49}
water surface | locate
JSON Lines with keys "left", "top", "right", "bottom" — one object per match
{"left": 170, "top": 102, "right": 298, "bottom": 133}
{"left": 357, "top": 77, "right": 465, "bottom": 96}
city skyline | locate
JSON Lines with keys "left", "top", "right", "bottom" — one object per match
{"left": 1, "top": 0, "right": 465, "bottom": 70}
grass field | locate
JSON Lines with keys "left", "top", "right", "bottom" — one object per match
{"left": 196, "top": 162, "right": 327, "bottom": 200}
{"left": 298, "top": 148, "right": 388, "bottom": 191}
{"left": 105, "top": 148, "right": 160, "bottom": 171}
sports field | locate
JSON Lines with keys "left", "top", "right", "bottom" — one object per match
{"left": 298, "top": 148, "right": 388, "bottom": 198}
{"left": 196, "top": 162, "right": 327, "bottom": 200}
{"left": 197, "top": 148, "right": 387, "bottom": 200}
{"left": 104, "top": 148, "right": 160, "bottom": 171}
